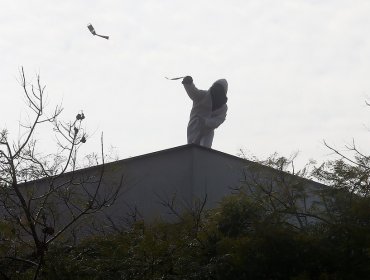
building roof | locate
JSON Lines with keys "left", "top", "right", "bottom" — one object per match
{"left": 23, "top": 144, "right": 326, "bottom": 189}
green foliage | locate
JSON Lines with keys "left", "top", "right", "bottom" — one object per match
{"left": 1, "top": 191, "right": 365, "bottom": 280}
{"left": 313, "top": 157, "right": 370, "bottom": 196}
{"left": 4, "top": 154, "right": 370, "bottom": 279}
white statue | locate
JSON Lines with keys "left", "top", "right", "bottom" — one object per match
{"left": 182, "top": 76, "right": 228, "bottom": 148}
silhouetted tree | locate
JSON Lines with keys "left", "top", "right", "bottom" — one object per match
{"left": 0, "top": 68, "right": 121, "bottom": 280}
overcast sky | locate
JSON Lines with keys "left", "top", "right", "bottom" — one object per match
{"left": 1, "top": 0, "right": 370, "bottom": 167}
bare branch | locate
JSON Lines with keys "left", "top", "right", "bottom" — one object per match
{"left": 0, "top": 68, "right": 122, "bottom": 278}
{"left": 4, "top": 256, "right": 38, "bottom": 267}
{"left": 324, "top": 140, "right": 370, "bottom": 170}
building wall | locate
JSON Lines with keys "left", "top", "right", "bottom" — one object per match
{"left": 7, "top": 145, "right": 327, "bottom": 237}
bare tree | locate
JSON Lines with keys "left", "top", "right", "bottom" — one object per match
{"left": 234, "top": 153, "right": 331, "bottom": 231}
{"left": 0, "top": 68, "right": 121, "bottom": 279}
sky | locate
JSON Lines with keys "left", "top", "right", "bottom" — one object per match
{"left": 1, "top": 0, "right": 370, "bottom": 168}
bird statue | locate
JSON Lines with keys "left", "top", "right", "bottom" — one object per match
{"left": 87, "top": 23, "right": 109, "bottom": 40}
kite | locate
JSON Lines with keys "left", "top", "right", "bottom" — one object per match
{"left": 87, "top": 23, "right": 109, "bottom": 40}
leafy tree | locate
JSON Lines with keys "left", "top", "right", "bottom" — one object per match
{"left": 19, "top": 185, "right": 369, "bottom": 280}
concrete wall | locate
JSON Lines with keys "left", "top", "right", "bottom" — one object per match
{"left": 96, "top": 145, "right": 326, "bottom": 226}
{"left": 7, "top": 144, "right": 327, "bottom": 237}
{"left": 95, "top": 145, "right": 253, "bottom": 226}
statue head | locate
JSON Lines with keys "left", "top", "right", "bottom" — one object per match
{"left": 210, "top": 79, "right": 228, "bottom": 111}
{"left": 211, "top": 79, "right": 228, "bottom": 95}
